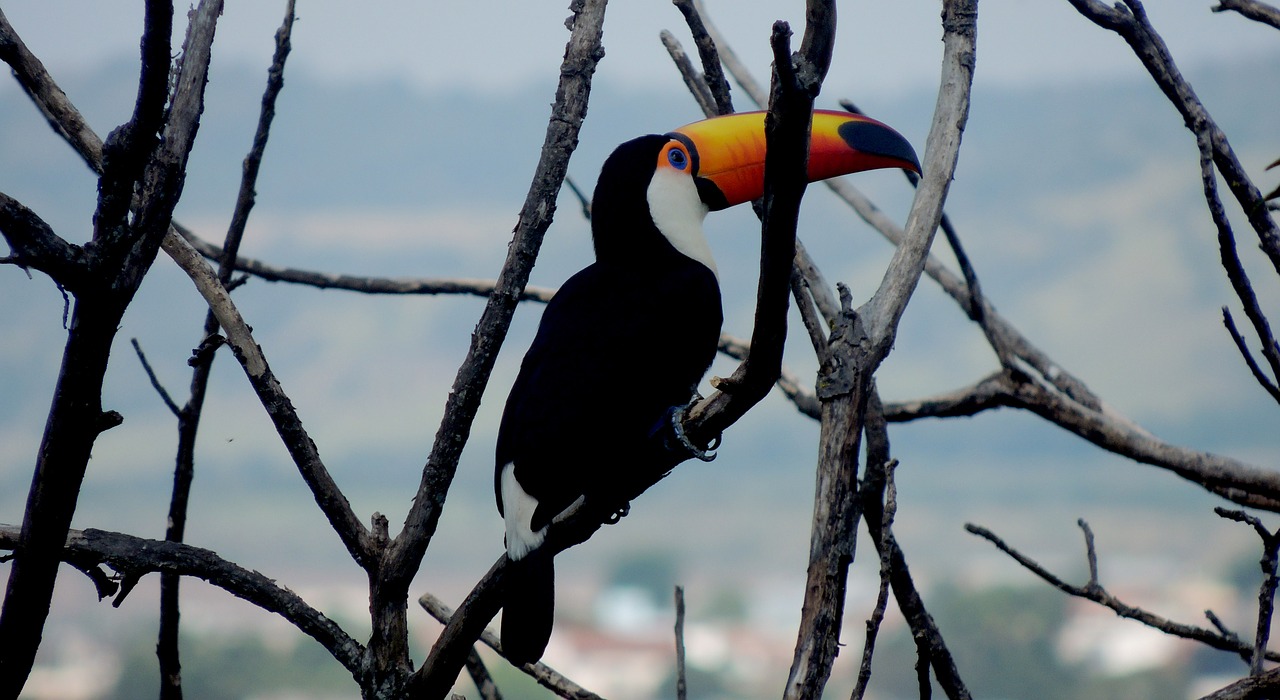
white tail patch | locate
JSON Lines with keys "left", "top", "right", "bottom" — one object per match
{"left": 500, "top": 463, "right": 546, "bottom": 560}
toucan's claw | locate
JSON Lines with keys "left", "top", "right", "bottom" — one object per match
{"left": 672, "top": 394, "right": 719, "bottom": 462}
{"left": 606, "top": 503, "right": 631, "bottom": 524}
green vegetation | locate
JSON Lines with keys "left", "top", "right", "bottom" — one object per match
{"left": 106, "top": 632, "right": 358, "bottom": 700}
{"left": 868, "top": 585, "right": 1191, "bottom": 700}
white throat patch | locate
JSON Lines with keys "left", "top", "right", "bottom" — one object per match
{"left": 646, "top": 167, "right": 717, "bottom": 277}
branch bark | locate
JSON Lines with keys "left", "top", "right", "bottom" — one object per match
{"left": 399, "top": 2, "right": 609, "bottom": 695}
{"left": 967, "top": 520, "right": 1280, "bottom": 665}
{"left": 174, "top": 224, "right": 556, "bottom": 302}
{"left": 1066, "top": 0, "right": 1280, "bottom": 274}
{"left": 419, "top": 593, "right": 604, "bottom": 700}
{"left": 0, "top": 7, "right": 105, "bottom": 172}
{"left": 782, "top": 1, "right": 977, "bottom": 695}
{"left": 1212, "top": 0, "right": 1280, "bottom": 32}
{"left": 0, "top": 524, "right": 365, "bottom": 675}
{"left": 0, "top": 2, "right": 220, "bottom": 692}
{"left": 155, "top": 5, "right": 297, "bottom": 697}
{"left": 863, "top": 395, "right": 971, "bottom": 699}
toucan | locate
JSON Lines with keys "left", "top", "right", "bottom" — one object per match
{"left": 495, "top": 109, "right": 920, "bottom": 665}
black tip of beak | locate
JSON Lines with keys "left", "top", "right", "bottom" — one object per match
{"left": 839, "top": 120, "right": 922, "bottom": 174}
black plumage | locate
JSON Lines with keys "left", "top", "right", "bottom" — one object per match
{"left": 495, "top": 135, "right": 722, "bottom": 664}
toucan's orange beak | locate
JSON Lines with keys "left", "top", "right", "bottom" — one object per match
{"left": 667, "top": 109, "right": 920, "bottom": 211}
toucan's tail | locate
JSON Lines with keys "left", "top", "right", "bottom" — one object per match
{"left": 501, "top": 551, "right": 555, "bottom": 666}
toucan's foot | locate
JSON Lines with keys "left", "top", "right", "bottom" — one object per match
{"left": 670, "top": 393, "right": 720, "bottom": 462}
{"left": 605, "top": 503, "right": 631, "bottom": 524}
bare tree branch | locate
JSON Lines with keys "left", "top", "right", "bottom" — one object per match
{"left": 1066, "top": 0, "right": 1280, "bottom": 274}
{"left": 1223, "top": 309, "right": 1280, "bottom": 403}
{"left": 156, "top": 5, "right": 298, "bottom": 696}
{"left": 0, "top": 524, "right": 365, "bottom": 676}
{"left": 1007, "top": 375, "right": 1280, "bottom": 510}
{"left": 858, "top": 1, "right": 975, "bottom": 357}
{"left": 1212, "top": 0, "right": 1280, "bottom": 30}
{"left": 672, "top": 0, "right": 735, "bottom": 114}
{"left": 0, "top": 2, "right": 220, "bottom": 690}
{"left": 175, "top": 224, "right": 557, "bottom": 302}
{"left": 1192, "top": 131, "right": 1280, "bottom": 404}
{"left": 683, "top": 13, "right": 830, "bottom": 447}
{"left": 784, "top": 292, "right": 868, "bottom": 700}
{"left": 863, "top": 394, "right": 971, "bottom": 699}
{"left": 418, "top": 593, "right": 604, "bottom": 700}
{"left": 1214, "top": 508, "right": 1280, "bottom": 675}
{"left": 1198, "top": 666, "right": 1280, "bottom": 700}
{"left": 402, "top": 2, "right": 609, "bottom": 694}
{"left": 674, "top": 585, "right": 688, "bottom": 700}
{"left": 660, "top": 30, "right": 717, "bottom": 116}
{"left": 0, "top": 191, "right": 91, "bottom": 289}
{"left": 850, "top": 454, "right": 897, "bottom": 700}
{"left": 130, "top": 338, "right": 181, "bottom": 418}
{"left": 0, "top": 7, "right": 105, "bottom": 172}
{"left": 160, "top": 230, "right": 375, "bottom": 560}
{"left": 464, "top": 649, "right": 504, "bottom": 700}
{"left": 1, "top": 0, "right": 376, "bottom": 575}
{"left": 967, "top": 520, "right": 1280, "bottom": 663}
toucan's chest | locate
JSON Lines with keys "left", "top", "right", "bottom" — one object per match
{"left": 495, "top": 256, "right": 722, "bottom": 473}
{"left": 540, "top": 256, "right": 722, "bottom": 363}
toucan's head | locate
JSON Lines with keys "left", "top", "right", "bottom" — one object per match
{"left": 590, "top": 109, "right": 919, "bottom": 271}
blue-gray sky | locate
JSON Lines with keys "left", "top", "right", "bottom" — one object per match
{"left": 2, "top": 1, "right": 1275, "bottom": 98}
{"left": 2, "top": 4, "right": 1279, "bottom": 689}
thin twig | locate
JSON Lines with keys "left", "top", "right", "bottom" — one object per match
{"left": 659, "top": 30, "right": 717, "bottom": 116}
{"left": 671, "top": 0, "right": 734, "bottom": 114}
{"left": 966, "top": 521, "right": 1280, "bottom": 663}
{"left": 1214, "top": 507, "right": 1280, "bottom": 675}
{"left": 790, "top": 268, "right": 830, "bottom": 361}
{"left": 418, "top": 593, "right": 605, "bottom": 700}
{"left": 160, "top": 231, "right": 374, "bottom": 566}
{"left": 1067, "top": 0, "right": 1280, "bottom": 274}
{"left": 130, "top": 338, "right": 181, "bottom": 417}
{"left": 157, "top": 5, "right": 297, "bottom": 697}
{"left": 464, "top": 649, "right": 504, "bottom": 700}
{"left": 675, "top": 585, "right": 688, "bottom": 700}
{"left": 563, "top": 175, "right": 592, "bottom": 222}
{"left": 1212, "top": 0, "right": 1280, "bottom": 30}
{"left": 850, "top": 459, "right": 898, "bottom": 700}
{"left": 176, "top": 224, "right": 558, "bottom": 302}
{"left": 863, "top": 392, "right": 971, "bottom": 699}
{"left": 1223, "top": 309, "right": 1280, "bottom": 403}
{"left": 1191, "top": 130, "right": 1280, "bottom": 405}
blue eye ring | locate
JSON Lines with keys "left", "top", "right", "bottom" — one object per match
{"left": 667, "top": 147, "right": 688, "bottom": 170}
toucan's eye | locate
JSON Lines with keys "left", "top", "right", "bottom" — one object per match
{"left": 667, "top": 147, "right": 688, "bottom": 170}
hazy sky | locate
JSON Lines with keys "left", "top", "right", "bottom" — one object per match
{"left": 3, "top": 4, "right": 1279, "bottom": 682}
{"left": 2, "top": 1, "right": 1275, "bottom": 99}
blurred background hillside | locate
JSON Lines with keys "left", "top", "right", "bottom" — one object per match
{"left": 2, "top": 2, "right": 1279, "bottom": 698}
